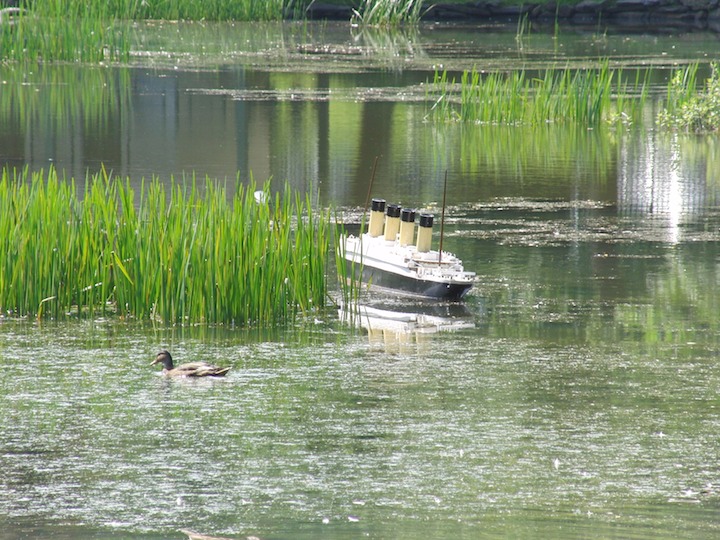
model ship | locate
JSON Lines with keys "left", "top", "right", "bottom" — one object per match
{"left": 341, "top": 198, "right": 475, "bottom": 300}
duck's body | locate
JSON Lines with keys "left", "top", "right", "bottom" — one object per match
{"left": 151, "top": 350, "right": 231, "bottom": 377}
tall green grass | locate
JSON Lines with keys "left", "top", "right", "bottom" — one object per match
{"left": 107, "top": 0, "right": 297, "bottom": 21}
{"left": 1, "top": 3, "right": 131, "bottom": 62}
{"left": 0, "top": 167, "right": 331, "bottom": 325}
{"left": 0, "top": 0, "right": 299, "bottom": 62}
{"left": 657, "top": 62, "right": 720, "bottom": 132}
{"left": 351, "top": 0, "right": 425, "bottom": 27}
{"left": 18, "top": 0, "right": 295, "bottom": 22}
{"left": 428, "top": 62, "right": 649, "bottom": 127}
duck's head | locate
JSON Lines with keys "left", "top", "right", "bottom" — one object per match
{"left": 151, "top": 350, "right": 174, "bottom": 370}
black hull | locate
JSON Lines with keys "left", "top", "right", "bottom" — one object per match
{"left": 345, "top": 260, "right": 472, "bottom": 300}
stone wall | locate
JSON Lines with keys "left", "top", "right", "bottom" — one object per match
{"left": 306, "top": 1, "right": 720, "bottom": 32}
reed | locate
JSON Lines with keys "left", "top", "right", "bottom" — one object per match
{"left": 19, "top": 0, "right": 294, "bottom": 22}
{"left": 610, "top": 67, "right": 650, "bottom": 126}
{"left": 1, "top": 3, "right": 131, "bottom": 62}
{"left": 351, "top": 0, "right": 425, "bottom": 27}
{"left": 113, "top": 0, "right": 295, "bottom": 21}
{"left": 515, "top": 13, "right": 530, "bottom": 47}
{"left": 428, "top": 62, "right": 649, "bottom": 127}
{"left": 0, "top": 0, "right": 297, "bottom": 62}
{"left": 657, "top": 62, "right": 720, "bottom": 132}
{"left": 2, "top": 1, "right": 435, "bottom": 62}
{"left": 0, "top": 167, "right": 332, "bottom": 325}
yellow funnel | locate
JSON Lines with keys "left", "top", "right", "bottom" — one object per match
{"left": 416, "top": 213, "right": 433, "bottom": 252}
{"left": 384, "top": 204, "right": 401, "bottom": 241}
{"left": 368, "top": 198, "right": 385, "bottom": 237}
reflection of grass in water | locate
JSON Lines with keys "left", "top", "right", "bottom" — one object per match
{"left": 421, "top": 119, "right": 617, "bottom": 189}
{"left": 0, "top": 64, "right": 131, "bottom": 134}
{"left": 613, "top": 254, "right": 720, "bottom": 345}
{"left": 450, "top": 123, "right": 616, "bottom": 182}
{"left": 0, "top": 167, "right": 333, "bottom": 325}
{"left": 429, "top": 62, "right": 649, "bottom": 127}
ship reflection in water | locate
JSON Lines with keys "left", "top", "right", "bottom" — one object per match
{"left": 339, "top": 299, "right": 475, "bottom": 353}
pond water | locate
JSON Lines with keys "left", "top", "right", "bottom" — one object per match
{"left": 2, "top": 21, "right": 720, "bottom": 539}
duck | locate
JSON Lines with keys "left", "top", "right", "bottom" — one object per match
{"left": 151, "top": 350, "right": 231, "bottom": 377}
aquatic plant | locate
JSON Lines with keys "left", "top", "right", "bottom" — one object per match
{"left": 351, "top": 0, "right": 425, "bottom": 27}
{"left": 657, "top": 62, "right": 720, "bottom": 132}
{"left": 515, "top": 13, "right": 531, "bottom": 48}
{"left": 20, "top": 0, "right": 296, "bottom": 22}
{"left": 0, "top": 167, "right": 331, "bottom": 325}
{"left": 0, "top": 2, "right": 132, "bottom": 62}
{"left": 0, "top": 0, "right": 301, "bottom": 62}
{"left": 608, "top": 67, "right": 650, "bottom": 127}
{"left": 428, "top": 62, "right": 648, "bottom": 127}
{"left": 113, "top": 0, "right": 297, "bottom": 21}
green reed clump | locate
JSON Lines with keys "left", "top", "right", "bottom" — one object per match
{"left": 107, "top": 0, "right": 296, "bottom": 21}
{"left": 17, "top": 0, "right": 295, "bottom": 21}
{"left": 0, "top": 0, "right": 300, "bottom": 62}
{"left": 428, "top": 62, "right": 648, "bottom": 127}
{"left": 0, "top": 167, "right": 331, "bottom": 325}
{"left": 352, "top": 0, "right": 425, "bottom": 26}
{"left": 609, "top": 67, "right": 650, "bottom": 126}
{"left": 657, "top": 62, "right": 720, "bottom": 132}
{"left": 0, "top": 2, "right": 131, "bottom": 62}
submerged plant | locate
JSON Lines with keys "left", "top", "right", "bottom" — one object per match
{"left": 0, "top": 167, "right": 332, "bottom": 325}
{"left": 657, "top": 62, "right": 720, "bottom": 132}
